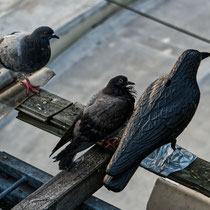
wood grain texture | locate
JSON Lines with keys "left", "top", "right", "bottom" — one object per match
{"left": 169, "top": 158, "right": 210, "bottom": 197}
{"left": 14, "top": 89, "right": 210, "bottom": 209}
{"left": 13, "top": 146, "right": 111, "bottom": 210}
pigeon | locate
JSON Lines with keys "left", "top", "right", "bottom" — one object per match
{"left": 104, "top": 49, "right": 210, "bottom": 192}
{"left": 0, "top": 26, "right": 59, "bottom": 94}
{"left": 50, "top": 75, "right": 136, "bottom": 170}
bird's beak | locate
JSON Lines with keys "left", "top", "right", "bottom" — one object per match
{"left": 201, "top": 52, "right": 210, "bottom": 60}
{"left": 51, "top": 34, "right": 59, "bottom": 39}
{"left": 127, "top": 81, "right": 135, "bottom": 86}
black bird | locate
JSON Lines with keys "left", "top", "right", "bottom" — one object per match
{"left": 50, "top": 75, "right": 136, "bottom": 170}
{"left": 0, "top": 26, "right": 59, "bottom": 94}
{"left": 104, "top": 49, "right": 210, "bottom": 192}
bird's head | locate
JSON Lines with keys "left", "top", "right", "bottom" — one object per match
{"left": 105, "top": 75, "right": 136, "bottom": 97}
{"left": 108, "top": 75, "right": 135, "bottom": 88}
{"left": 182, "top": 49, "right": 210, "bottom": 62}
{"left": 173, "top": 49, "right": 210, "bottom": 77}
{"left": 31, "top": 26, "right": 59, "bottom": 41}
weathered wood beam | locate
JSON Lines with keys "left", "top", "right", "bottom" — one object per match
{"left": 13, "top": 146, "right": 112, "bottom": 210}
{"left": 16, "top": 89, "right": 83, "bottom": 138}
{"left": 14, "top": 89, "right": 210, "bottom": 209}
{"left": 169, "top": 158, "right": 210, "bottom": 197}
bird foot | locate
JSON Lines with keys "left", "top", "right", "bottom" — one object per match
{"left": 101, "top": 137, "right": 119, "bottom": 150}
{"left": 22, "top": 77, "right": 40, "bottom": 95}
{"left": 171, "top": 139, "right": 177, "bottom": 151}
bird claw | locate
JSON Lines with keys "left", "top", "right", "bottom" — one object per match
{"left": 171, "top": 139, "right": 177, "bottom": 151}
{"left": 101, "top": 139, "right": 106, "bottom": 144}
{"left": 22, "top": 77, "right": 40, "bottom": 95}
{"left": 102, "top": 137, "right": 119, "bottom": 150}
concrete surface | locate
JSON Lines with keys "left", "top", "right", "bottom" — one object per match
{"left": 1, "top": 0, "right": 210, "bottom": 209}
{"left": 0, "top": 0, "right": 101, "bottom": 35}
{"left": 147, "top": 178, "right": 210, "bottom": 210}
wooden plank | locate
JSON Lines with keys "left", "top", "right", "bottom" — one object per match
{"left": 51, "top": 102, "right": 84, "bottom": 129}
{"left": 13, "top": 146, "right": 112, "bottom": 210}
{"left": 0, "top": 152, "right": 52, "bottom": 189}
{"left": 15, "top": 90, "right": 210, "bottom": 209}
{"left": 0, "top": 68, "right": 55, "bottom": 120}
{"left": 17, "top": 112, "right": 65, "bottom": 138}
{"left": 17, "top": 90, "right": 72, "bottom": 122}
{"left": 0, "top": 68, "right": 16, "bottom": 90}
{"left": 16, "top": 90, "right": 83, "bottom": 137}
{"left": 78, "top": 196, "right": 120, "bottom": 210}
{"left": 0, "top": 151, "right": 117, "bottom": 210}
{"left": 169, "top": 158, "right": 210, "bottom": 197}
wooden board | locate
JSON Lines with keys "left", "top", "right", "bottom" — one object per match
{"left": 15, "top": 89, "right": 210, "bottom": 209}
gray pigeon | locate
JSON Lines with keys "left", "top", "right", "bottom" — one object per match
{"left": 104, "top": 49, "right": 210, "bottom": 192}
{"left": 50, "top": 75, "right": 136, "bottom": 170}
{"left": 0, "top": 26, "right": 59, "bottom": 94}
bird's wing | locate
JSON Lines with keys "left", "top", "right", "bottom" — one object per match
{"left": 106, "top": 76, "right": 198, "bottom": 176}
{"left": 52, "top": 93, "right": 134, "bottom": 159}
{"left": 104, "top": 163, "right": 139, "bottom": 192}
{"left": 84, "top": 93, "right": 134, "bottom": 135}
{"left": 0, "top": 32, "right": 28, "bottom": 70}
{"left": 86, "top": 91, "right": 101, "bottom": 107}
{"left": 49, "top": 112, "right": 82, "bottom": 157}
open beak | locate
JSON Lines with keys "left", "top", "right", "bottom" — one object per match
{"left": 51, "top": 34, "right": 59, "bottom": 39}
{"left": 201, "top": 52, "right": 210, "bottom": 60}
{"left": 126, "top": 80, "right": 136, "bottom": 96}
{"left": 127, "top": 81, "right": 135, "bottom": 86}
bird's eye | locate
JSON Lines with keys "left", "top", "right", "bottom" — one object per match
{"left": 119, "top": 79, "right": 124, "bottom": 83}
{"left": 43, "top": 31, "right": 47, "bottom": 35}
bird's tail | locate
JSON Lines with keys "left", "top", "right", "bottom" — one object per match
{"left": 103, "top": 163, "right": 139, "bottom": 192}
{"left": 53, "top": 144, "right": 76, "bottom": 170}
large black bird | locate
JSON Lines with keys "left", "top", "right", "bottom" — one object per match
{"left": 104, "top": 49, "right": 210, "bottom": 192}
{"left": 0, "top": 26, "right": 59, "bottom": 94}
{"left": 50, "top": 75, "right": 136, "bottom": 170}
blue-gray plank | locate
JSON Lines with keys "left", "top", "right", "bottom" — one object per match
{"left": 79, "top": 196, "right": 121, "bottom": 210}
{"left": 0, "top": 151, "right": 119, "bottom": 209}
